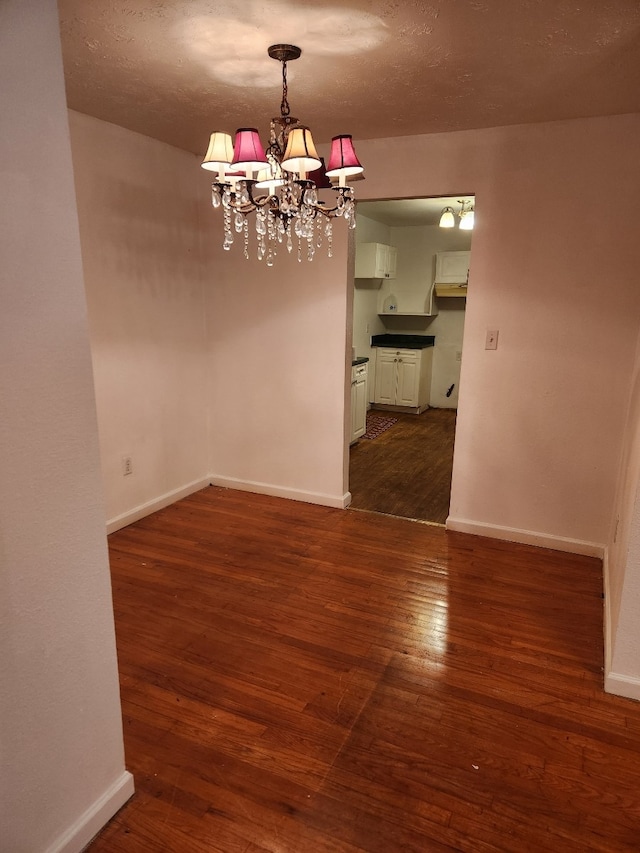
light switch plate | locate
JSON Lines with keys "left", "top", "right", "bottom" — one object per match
{"left": 485, "top": 330, "right": 499, "bottom": 350}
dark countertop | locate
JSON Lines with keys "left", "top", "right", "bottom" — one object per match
{"left": 352, "top": 357, "right": 370, "bottom": 366}
{"left": 371, "top": 334, "right": 435, "bottom": 349}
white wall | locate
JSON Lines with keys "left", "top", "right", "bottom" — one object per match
{"left": 69, "top": 109, "right": 355, "bottom": 517}
{"left": 605, "top": 328, "right": 640, "bottom": 699}
{"left": 0, "top": 2, "right": 132, "bottom": 850}
{"left": 352, "top": 116, "right": 640, "bottom": 557}
{"left": 68, "top": 112, "right": 212, "bottom": 530}
{"left": 205, "top": 221, "right": 352, "bottom": 507}
{"left": 197, "top": 113, "right": 640, "bottom": 556}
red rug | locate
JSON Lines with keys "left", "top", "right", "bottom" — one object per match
{"left": 362, "top": 414, "right": 398, "bottom": 440}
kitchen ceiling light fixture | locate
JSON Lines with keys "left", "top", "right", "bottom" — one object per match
{"left": 438, "top": 206, "right": 456, "bottom": 228}
{"left": 439, "top": 199, "right": 474, "bottom": 230}
{"left": 201, "top": 44, "right": 364, "bottom": 265}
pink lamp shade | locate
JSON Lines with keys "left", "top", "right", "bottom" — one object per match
{"left": 225, "top": 171, "right": 247, "bottom": 188}
{"left": 201, "top": 131, "right": 233, "bottom": 171}
{"left": 281, "top": 126, "right": 322, "bottom": 175}
{"left": 231, "top": 128, "right": 268, "bottom": 173}
{"left": 325, "top": 135, "right": 364, "bottom": 177}
{"left": 308, "top": 157, "right": 332, "bottom": 189}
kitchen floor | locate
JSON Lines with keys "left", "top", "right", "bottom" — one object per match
{"left": 349, "top": 407, "right": 457, "bottom": 524}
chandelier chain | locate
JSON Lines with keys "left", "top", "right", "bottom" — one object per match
{"left": 280, "top": 60, "right": 290, "bottom": 118}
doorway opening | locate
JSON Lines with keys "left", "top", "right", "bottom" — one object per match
{"left": 348, "top": 195, "right": 474, "bottom": 524}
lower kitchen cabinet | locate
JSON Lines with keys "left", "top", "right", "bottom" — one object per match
{"left": 350, "top": 361, "right": 368, "bottom": 443}
{"left": 373, "top": 347, "right": 433, "bottom": 413}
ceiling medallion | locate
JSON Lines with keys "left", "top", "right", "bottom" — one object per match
{"left": 201, "top": 44, "right": 364, "bottom": 265}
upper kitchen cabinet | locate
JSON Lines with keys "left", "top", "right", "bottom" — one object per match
{"left": 355, "top": 242, "right": 397, "bottom": 280}
{"left": 435, "top": 251, "right": 470, "bottom": 284}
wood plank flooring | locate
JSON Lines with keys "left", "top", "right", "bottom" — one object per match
{"left": 87, "top": 486, "right": 640, "bottom": 852}
{"left": 349, "top": 407, "right": 456, "bottom": 524}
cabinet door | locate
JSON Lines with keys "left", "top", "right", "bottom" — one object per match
{"left": 351, "top": 374, "right": 367, "bottom": 440}
{"left": 435, "top": 251, "right": 470, "bottom": 283}
{"left": 375, "top": 244, "right": 389, "bottom": 278}
{"left": 355, "top": 243, "right": 386, "bottom": 278}
{"left": 386, "top": 246, "right": 397, "bottom": 279}
{"left": 374, "top": 351, "right": 397, "bottom": 404}
{"left": 355, "top": 243, "right": 396, "bottom": 278}
{"left": 395, "top": 353, "right": 420, "bottom": 406}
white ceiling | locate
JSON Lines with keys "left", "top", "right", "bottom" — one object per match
{"left": 57, "top": 1, "right": 640, "bottom": 158}
{"left": 358, "top": 196, "right": 475, "bottom": 228}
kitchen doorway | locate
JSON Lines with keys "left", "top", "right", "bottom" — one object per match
{"left": 348, "top": 196, "right": 473, "bottom": 524}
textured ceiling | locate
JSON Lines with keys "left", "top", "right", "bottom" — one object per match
{"left": 358, "top": 196, "right": 475, "bottom": 227}
{"left": 58, "top": 0, "right": 640, "bottom": 158}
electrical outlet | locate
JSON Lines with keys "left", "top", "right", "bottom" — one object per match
{"left": 122, "top": 456, "right": 133, "bottom": 476}
{"left": 485, "top": 330, "right": 499, "bottom": 350}
{"left": 456, "top": 350, "right": 462, "bottom": 362}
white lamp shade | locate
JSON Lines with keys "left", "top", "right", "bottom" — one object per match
{"left": 255, "top": 160, "right": 286, "bottom": 189}
{"left": 459, "top": 209, "right": 475, "bottom": 230}
{"left": 281, "top": 127, "right": 322, "bottom": 174}
{"left": 439, "top": 207, "right": 455, "bottom": 228}
{"left": 201, "top": 132, "right": 233, "bottom": 171}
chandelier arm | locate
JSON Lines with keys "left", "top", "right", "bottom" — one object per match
{"left": 212, "top": 179, "right": 353, "bottom": 222}
{"left": 306, "top": 188, "right": 354, "bottom": 218}
{"left": 244, "top": 181, "right": 276, "bottom": 210}
{"left": 212, "top": 181, "right": 272, "bottom": 216}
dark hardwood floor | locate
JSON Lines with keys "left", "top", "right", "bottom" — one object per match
{"left": 349, "top": 407, "right": 457, "bottom": 524}
{"left": 86, "top": 486, "right": 640, "bottom": 852}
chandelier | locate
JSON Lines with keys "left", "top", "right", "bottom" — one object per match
{"left": 439, "top": 199, "right": 475, "bottom": 231}
{"left": 201, "top": 44, "right": 364, "bottom": 265}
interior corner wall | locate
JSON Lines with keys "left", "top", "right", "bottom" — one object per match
{"left": 68, "top": 112, "right": 211, "bottom": 529}
{"left": 605, "top": 326, "right": 640, "bottom": 697}
{"left": 0, "top": 2, "right": 132, "bottom": 851}
{"left": 354, "top": 115, "right": 640, "bottom": 553}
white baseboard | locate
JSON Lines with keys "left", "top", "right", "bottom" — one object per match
{"left": 46, "top": 771, "right": 134, "bottom": 853}
{"left": 210, "top": 474, "right": 351, "bottom": 509}
{"left": 603, "top": 547, "right": 613, "bottom": 686}
{"left": 605, "top": 671, "right": 640, "bottom": 702}
{"left": 106, "top": 477, "right": 211, "bottom": 533}
{"left": 602, "top": 549, "right": 640, "bottom": 702}
{"left": 445, "top": 516, "right": 605, "bottom": 558}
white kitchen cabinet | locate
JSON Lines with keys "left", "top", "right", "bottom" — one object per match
{"left": 373, "top": 347, "right": 433, "bottom": 413}
{"left": 435, "top": 251, "right": 470, "bottom": 283}
{"left": 350, "top": 361, "right": 368, "bottom": 443}
{"left": 355, "top": 242, "right": 397, "bottom": 279}
{"left": 386, "top": 246, "right": 397, "bottom": 279}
